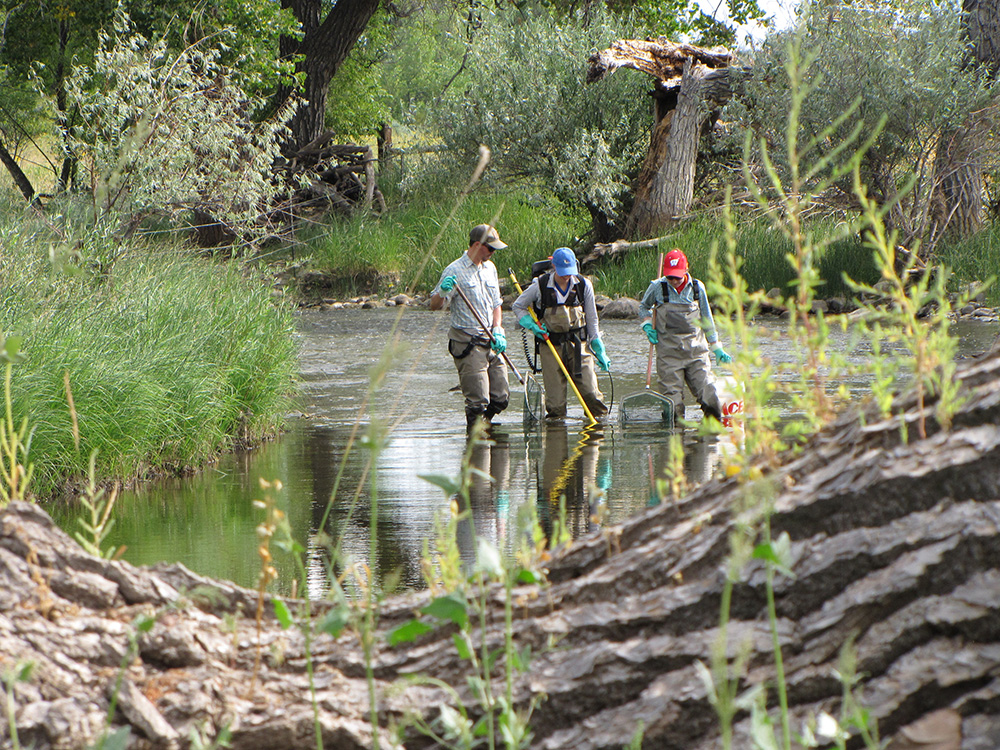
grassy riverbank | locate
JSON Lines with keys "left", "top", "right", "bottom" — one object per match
{"left": 290, "top": 187, "right": 998, "bottom": 305}
{"left": 1, "top": 228, "right": 298, "bottom": 499}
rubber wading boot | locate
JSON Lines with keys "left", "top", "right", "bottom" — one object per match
{"left": 466, "top": 408, "right": 487, "bottom": 432}
{"left": 484, "top": 400, "right": 508, "bottom": 424}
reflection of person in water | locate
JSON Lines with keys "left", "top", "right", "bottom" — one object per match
{"left": 537, "top": 423, "right": 609, "bottom": 540}
{"left": 650, "top": 434, "right": 723, "bottom": 505}
{"left": 455, "top": 431, "right": 511, "bottom": 565}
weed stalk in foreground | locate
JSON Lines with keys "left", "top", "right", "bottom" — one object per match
{"left": 0, "top": 334, "right": 34, "bottom": 505}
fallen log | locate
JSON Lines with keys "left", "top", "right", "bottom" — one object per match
{"left": 2, "top": 348, "right": 1000, "bottom": 749}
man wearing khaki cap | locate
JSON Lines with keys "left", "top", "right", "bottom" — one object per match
{"left": 430, "top": 224, "right": 510, "bottom": 430}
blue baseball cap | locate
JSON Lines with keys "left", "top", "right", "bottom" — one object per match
{"left": 551, "top": 247, "right": 578, "bottom": 276}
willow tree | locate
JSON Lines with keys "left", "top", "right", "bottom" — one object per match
{"left": 738, "top": 0, "right": 993, "bottom": 254}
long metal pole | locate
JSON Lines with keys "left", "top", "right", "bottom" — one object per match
{"left": 451, "top": 283, "right": 527, "bottom": 386}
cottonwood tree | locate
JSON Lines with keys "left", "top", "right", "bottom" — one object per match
{"left": 587, "top": 38, "right": 737, "bottom": 237}
{"left": 274, "top": 0, "right": 382, "bottom": 153}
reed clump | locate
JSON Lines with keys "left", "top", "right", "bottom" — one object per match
{"left": 0, "top": 232, "right": 298, "bottom": 497}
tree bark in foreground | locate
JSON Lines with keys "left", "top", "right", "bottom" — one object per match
{"left": 3, "top": 348, "right": 1000, "bottom": 749}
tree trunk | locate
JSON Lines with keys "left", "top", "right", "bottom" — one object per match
{"left": 626, "top": 65, "right": 734, "bottom": 237}
{"left": 276, "top": 0, "right": 381, "bottom": 154}
{"left": 0, "top": 137, "right": 35, "bottom": 202}
{"left": 930, "top": 0, "right": 1000, "bottom": 244}
{"left": 4, "top": 349, "right": 1000, "bottom": 749}
{"left": 587, "top": 39, "right": 735, "bottom": 240}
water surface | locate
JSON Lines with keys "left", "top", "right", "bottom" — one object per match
{"left": 75, "top": 308, "right": 998, "bottom": 596}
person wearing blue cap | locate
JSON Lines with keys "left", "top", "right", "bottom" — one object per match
{"left": 430, "top": 224, "right": 510, "bottom": 430}
{"left": 512, "top": 247, "right": 609, "bottom": 420}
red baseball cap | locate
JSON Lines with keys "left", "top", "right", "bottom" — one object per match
{"left": 662, "top": 248, "right": 688, "bottom": 278}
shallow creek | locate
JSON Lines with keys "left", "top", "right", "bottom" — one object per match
{"left": 57, "top": 308, "right": 999, "bottom": 597}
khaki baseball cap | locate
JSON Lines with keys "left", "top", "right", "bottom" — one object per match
{"left": 470, "top": 224, "right": 507, "bottom": 250}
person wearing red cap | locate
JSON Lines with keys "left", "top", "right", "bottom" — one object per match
{"left": 638, "top": 247, "right": 733, "bottom": 423}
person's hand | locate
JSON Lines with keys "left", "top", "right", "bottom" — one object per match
{"left": 591, "top": 337, "right": 610, "bottom": 372}
{"left": 518, "top": 314, "right": 547, "bottom": 339}
{"left": 491, "top": 327, "right": 506, "bottom": 353}
{"left": 439, "top": 275, "right": 456, "bottom": 293}
{"left": 641, "top": 322, "right": 658, "bottom": 345}
{"left": 713, "top": 346, "right": 733, "bottom": 365}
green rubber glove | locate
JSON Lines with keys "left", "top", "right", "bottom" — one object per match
{"left": 590, "top": 337, "right": 610, "bottom": 372}
{"left": 518, "top": 314, "right": 547, "bottom": 339}
{"left": 642, "top": 322, "right": 658, "bottom": 345}
{"left": 713, "top": 345, "right": 733, "bottom": 365}
{"left": 439, "top": 275, "right": 456, "bottom": 293}
{"left": 491, "top": 327, "right": 506, "bottom": 353}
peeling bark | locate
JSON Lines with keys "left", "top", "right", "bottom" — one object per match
{"left": 3, "top": 349, "right": 1000, "bottom": 748}
{"left": 588, "top": 38, "right": 737, "bottom": 238}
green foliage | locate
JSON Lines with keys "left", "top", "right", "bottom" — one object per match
{"left": 301, "top": 190, "right": 584, "bottom": 296}
{"left": 59, "top": 10, "right": 294, "bottom": 235}
{"left": 0, "top": 332, "right": 33, "bottom": 505}
{"left": 587, "top": 212, "right": 880, "bottom": 302}
{"left": 73, "top": 451, "right": 121, "bottom": 559}
{"left": 324, "top": 9, "right": 394, "bottom": 139}
{"left": 420, "top": 6, "right": 651, "bottom": 224}
{"left": 2, "top": 659, "right": 34, "bottom": 750}
{"left": 736, "top": 0, "right": 993, "bottom": 247}
{"left": 0, "top": 234, "right": 298, "bottom": 498}
{"left": 377, "top": 5, "right": 470, "bottom": 129}
{"left": 936, "top": 225, "right": 1000, "bottom": 306}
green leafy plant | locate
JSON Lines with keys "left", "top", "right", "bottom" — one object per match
{"left": 391, "top": 428, "right": 546, "bottom": 749}
{"left": 2, "top": 660, "right": 34, "bottom": 750}
{"left": 846, "top": 174, "right": 968, "bottom": 440}
{"left": 58, "top": 9, "right": 295, "bottom": 239}
{"left": 73, "top": 450, "right": 121, "bottom": 559}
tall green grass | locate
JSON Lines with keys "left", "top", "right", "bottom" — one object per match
{"left": 295, "top": 190, "right": 584, "bottom": 297}
{"left": 591, "top": 214, "right": 881, "bottom": 300}
{"left": 936, "top": 226, "right": 1000, "bottom": 306}
{"left": 0, "top": 224, "right": 298, "bottom": 498}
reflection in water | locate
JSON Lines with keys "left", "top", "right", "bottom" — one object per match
{"left": 67, "top": 311, "right": 997, "bottom": 598}
{"left": 538, "top": 424, "right": 606, "bottom": 539}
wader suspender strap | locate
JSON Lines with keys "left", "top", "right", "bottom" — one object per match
{"left": 661, "top": 278, "right": 701, "bottom": 302}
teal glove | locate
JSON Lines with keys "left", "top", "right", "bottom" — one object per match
{"left": 439, "top": 275, "right": 456, "bottom": 293}
{"left": 590, "top": 337, "right": 610, "bottom": 372}
{"left": 491, "top": 327, "right": 506, "bottom": 353}
{"left": 518, "top": 314, "right": 547, "bottom": 339}
{"left": 642, "top": 322, "right": 658, "bottom": 345}
{"left": 713, "top": 346, "right": 733, "bottom": 365}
